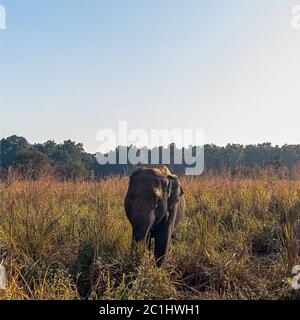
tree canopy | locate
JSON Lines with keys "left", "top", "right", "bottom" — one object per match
{"left": 1, "top": 136, "right": 300, "bottom": 179}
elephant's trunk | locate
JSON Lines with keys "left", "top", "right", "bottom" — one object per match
{"left": 131, "top": 202, "right": 156, "bottom": 243}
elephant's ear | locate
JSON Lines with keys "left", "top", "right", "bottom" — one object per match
{"left": 168, "top": 175, "right": 183, "bottom": 211}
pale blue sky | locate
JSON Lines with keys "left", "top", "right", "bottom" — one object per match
{"left": 0, "top": 0, "right": 300, "bottom": 152}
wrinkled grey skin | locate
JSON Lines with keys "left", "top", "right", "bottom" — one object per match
{"left": 125, "top": 166, "right": 185, "bottom": 267}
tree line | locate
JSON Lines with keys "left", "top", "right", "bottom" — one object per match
{"left": 1, "top": 135, "right": 300, "bottom": 179}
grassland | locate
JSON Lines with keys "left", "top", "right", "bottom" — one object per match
{"left": 0, "top": 174, "right": 300, "bottom": 300}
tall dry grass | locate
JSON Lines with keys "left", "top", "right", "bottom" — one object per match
{"left": 0, "top": 175, "right": 300, "bottom": 300}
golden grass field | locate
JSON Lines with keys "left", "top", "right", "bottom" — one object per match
{"left": 0, "top": 174, "right": 300, "bottom": 300}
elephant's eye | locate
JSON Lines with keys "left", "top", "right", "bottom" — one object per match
{"left": 154, "top": 195, "right": 160, "bottom": 205}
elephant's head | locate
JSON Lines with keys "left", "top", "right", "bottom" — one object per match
{"left": 125, "top": 166, "right": 183, "bottom": 243}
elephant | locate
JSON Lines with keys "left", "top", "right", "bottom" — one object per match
{"left": 125, "top": 165, "right": 185, "bottom": 266}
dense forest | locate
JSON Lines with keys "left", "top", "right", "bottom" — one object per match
{"left": 1, "top": 135, "right": 300, "bottom": 179}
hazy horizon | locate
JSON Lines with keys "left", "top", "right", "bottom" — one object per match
{"left": 1, "top": 1, "right": 300, "bottom": 153}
